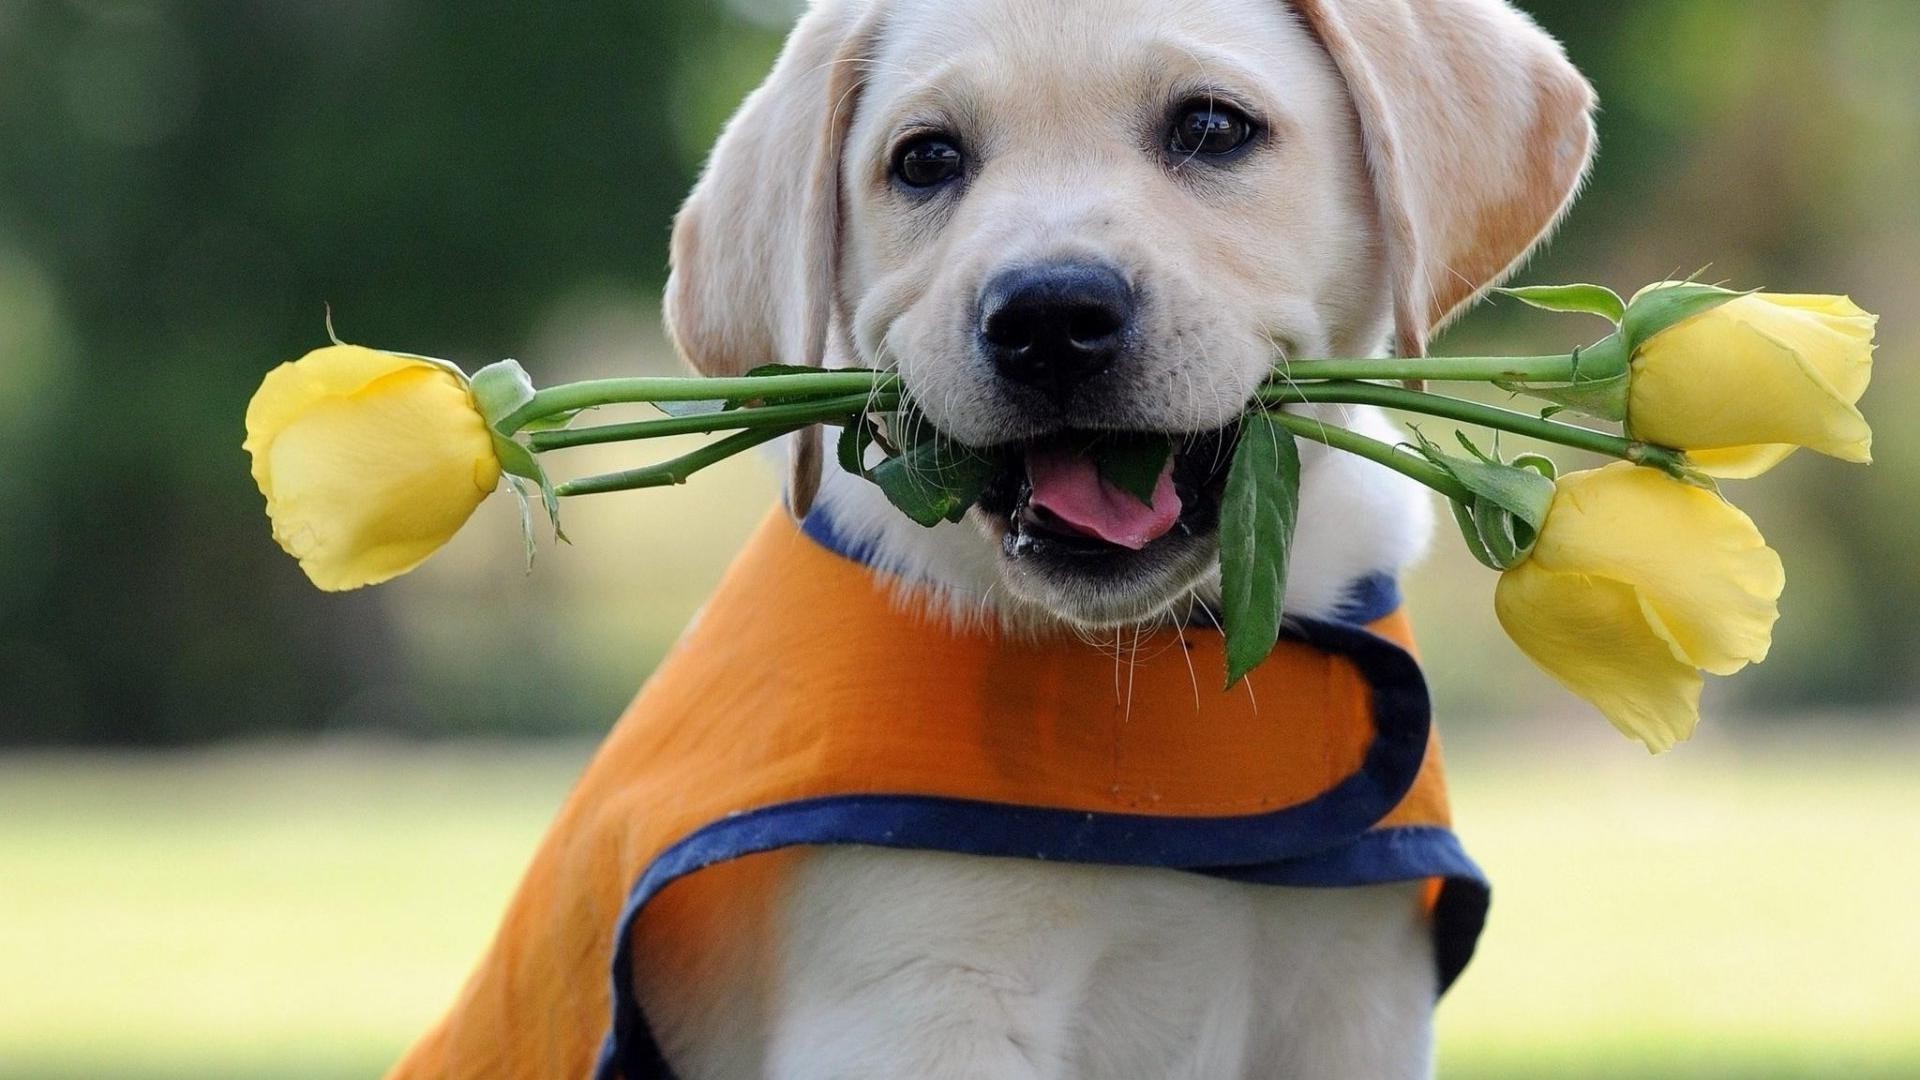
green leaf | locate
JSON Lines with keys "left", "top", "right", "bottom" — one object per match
{"left": 490, "top": 433, "right": 566, "bottom": 543}
{"left": 1454, "top": 429, "right": 1497, "bottom": 464}
{"left": 1410, "top": 431, "right": 1556, "bottom": 570}
{"left": 1621, "top": 282, "right": 1745, "bottom": 350}
{"left": 1219, "top": 413, "right": 1300, "bottom": 688}
{"left": 837, "top": 415, "right": 876, "bottom": 478}
{"left": 1095, "top": 434, "right": 1173, "bottom": 507}
{"left": 1447, "top": 498, "right": 1507, "bottom": 571}
{"left": 1495, "top": 283, "right": 1626, "bottom": 323}
{"left": 518, "top": 409, "right": 582, "bottom": 432}
{"left": 470, "top": 359, "right": 538, "bottom": 432}
{"left": 1494, "top": 372, "right": 1630, "bottom": 421}
{"left": 1472, "top": 500, "right": 1530, "bottom": 568}
{"left": 1492, "top": 332, "right": 1632, "bottom": 421}
{"left": 1570, "top": 334, "right": 1632, "bottom": 382}
{"left": 1510, "top": 453, "right": 1559, "bottom": 481}
{"left": 868, "top": 436, "right": 999, "bottom": 527}
{"left": 491, "top": 432, "right": 539, "bottom": 483}
{"left": 507, "top": 478, "right": 538, "bottom": 574}
{"left": 1430, "top": 443, "right": 1555, "bottom": 535}
{"left": 744, "top": 363, "right": 823, "bottom": 378}
{"left": 471, "top": 360, "right": 566, "bottom": 541}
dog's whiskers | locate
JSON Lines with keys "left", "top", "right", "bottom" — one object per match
{"left": 1176, "top": 595, "right": 1203, "bottom": 711}
{"left": 1191, "top": 599, "right": 1258, "bottom": 713}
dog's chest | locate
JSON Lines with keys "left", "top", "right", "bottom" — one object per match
{"left": 641, "top": 846, "right": 1435, "bottom": 1080}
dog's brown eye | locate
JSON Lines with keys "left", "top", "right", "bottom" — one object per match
{"left": 1167, "top": 102, "right": 1257, "bottom": 159}
{"left": 894, "top": 136, "right": 964, "bottom": 188}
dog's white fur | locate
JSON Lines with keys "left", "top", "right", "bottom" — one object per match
{"left": 645, "top": 0, "right": 1593, "bottom": 1075}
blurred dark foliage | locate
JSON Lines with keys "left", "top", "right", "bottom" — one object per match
{"left": 0, "top": 1, "right": 1911, "bottom": 744}
{"left": 0, "top": 1, "right": 730, "bottom": 742}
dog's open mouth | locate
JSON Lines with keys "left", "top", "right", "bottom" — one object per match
{"left": 977, "top": 426, "right": 1238, "bottom": 564}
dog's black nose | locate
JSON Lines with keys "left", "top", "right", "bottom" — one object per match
{"left": 979, "top": 262, "right": 1132, "bottom": 401}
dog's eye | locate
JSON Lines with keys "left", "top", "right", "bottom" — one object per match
{"left": 1167, "top": 102, "right": 1258, "bottom": 159}
{"left": 893, "top": 136, "right": 965, "bottom": 189}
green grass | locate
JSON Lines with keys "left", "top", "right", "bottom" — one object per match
{"left": 2, "top": 732, "right": 1916, "bottom": 1079}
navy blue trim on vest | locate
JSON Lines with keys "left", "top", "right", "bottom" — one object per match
{"left": 799, "top": 503, "right": 890, "bottom": 569}
{"left": 1334, "top": 571, "right": 1402, "bottom": 626}
{"left": 594, "top": 507, "right": 1487, "bottom": 1080}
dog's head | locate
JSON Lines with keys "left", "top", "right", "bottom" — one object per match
{"left": 667, "top": 0, "right": 1593, "bottom": 627}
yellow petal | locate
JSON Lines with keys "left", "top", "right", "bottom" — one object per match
{"left": 1528, "top": 464, "right": 1783, "bottom": 676}
{"left": 258, "top": 365, "right": 500, "bottom": 590}
{"left": 1733, "top": 320, "right": 1873, "bottom": 459}
{"left": 1495, "top": 562, "right": 1703, "bottom": 753}
{"left": 245, "top": 345, "right": 443, "bottom": 496}
{"left": 1758, "top": 292, "right": 1877, "bottom": 347}
{"left": 1629, "top": 292, "right": 1875, "bottom": 473}
{"left": 1683, "top": 444, "right": 1797, "bottom": 480}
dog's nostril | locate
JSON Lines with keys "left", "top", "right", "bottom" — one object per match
{"left": 1066, "top": 306, "right": 1122, "bottom": 349}
{"left": 983, "top": 311, "right": 1037, "bottom": 353}
{"left": 978, "top": 262, "right": 1133, "bottom": 400}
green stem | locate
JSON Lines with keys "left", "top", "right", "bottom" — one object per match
{"left": 1267, "top": 412, "right": 1473, "bottom": 502}
{"left": 502, "top": 371, "right": 895, "bottom": 433}
{"left": 502, "top": 353, "right": 1588, "bottom": 434}
{"left": 516, "top": 359, "right": 1695, "bottom": 500}
{"left": 1261, "top": 380, "right": 1654, "bottom": 461}
{"left": 1279, "top": 354, "right": 1577, "bottom": 383}
{"left": 1266, "top": 380, "right": 1694, "bottom": 479}
{"left": 554, "top": 425, "right": 797, "bottom": 497}
{"left": 529, "top": 392, "right": 900, "bottom": 451}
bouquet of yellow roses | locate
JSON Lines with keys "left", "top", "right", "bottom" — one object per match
{"left": 244, "top": 281, "right": 1875, "bottom": 752}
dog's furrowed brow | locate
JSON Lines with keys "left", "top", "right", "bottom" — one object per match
{"left": 877, "top": 36, "right": 1283, "bottom": 142}
{"left": 1134, "top": 40, "right": 1287, "bottom": 123}
{"left": 874, "top": 66, "right": 984, "bottom": 139}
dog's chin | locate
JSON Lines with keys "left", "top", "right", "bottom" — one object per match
{"left": 983, "top": 528, "right": 1219, "bottom": 628}
{"left": 972, "top": 426, "right": 1236, "bottom": 630}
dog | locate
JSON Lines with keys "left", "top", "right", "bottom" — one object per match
{"left": 388, "top": 1, "right": 1592, "bottom": 1077}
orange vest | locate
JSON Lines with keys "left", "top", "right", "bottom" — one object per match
{"left": 389, "top": 507, "right": 1486, "bottom": 1080}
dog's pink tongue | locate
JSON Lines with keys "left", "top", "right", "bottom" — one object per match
{"left": 1025, "top": 446, "right": 1182, "bottom": 551}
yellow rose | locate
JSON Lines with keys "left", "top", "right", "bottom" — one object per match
{"left": 1494, "top": 463, "right": 1784, "bottom": 752}
{"left": 1629, "top": 292, "right": 1875, "bottom": 478}
{"left": 244, "top": 345, "right": 502, "bottom": 591}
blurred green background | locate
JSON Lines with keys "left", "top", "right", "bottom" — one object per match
{"left": 1, "top": 1, "right": 1915, "bottom": 1077}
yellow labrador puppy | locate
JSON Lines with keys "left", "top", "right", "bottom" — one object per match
{"left": 652, "top": 0, "right": 1593, "bottom": 1076}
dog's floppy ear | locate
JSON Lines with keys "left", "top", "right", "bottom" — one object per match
{"left": 664, "top": 1, "right": 881, "bottom": 514}
{"left": 1292, "top": 0, "right": 1596, "bottom": 357}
